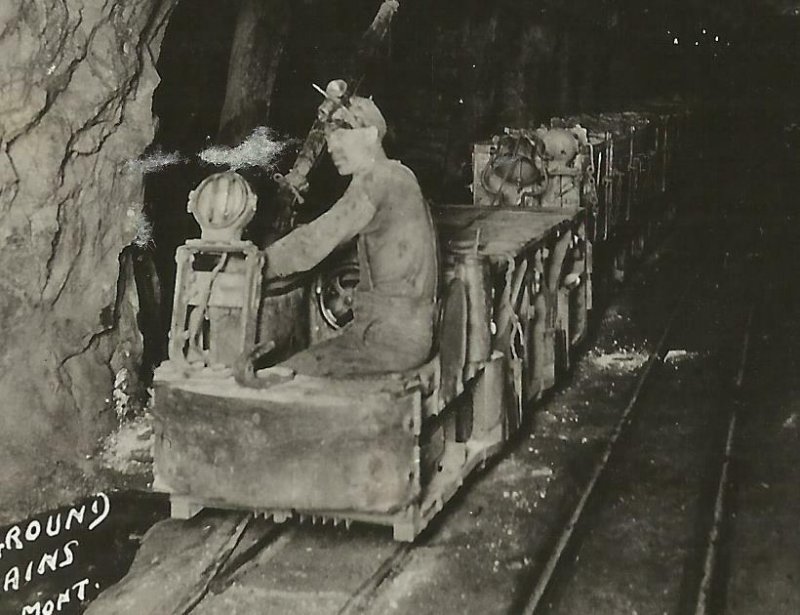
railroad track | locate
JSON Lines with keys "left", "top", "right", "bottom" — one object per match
{"left": 519, "top": 274, "right": 705, "bottom": 614}
{"left": 335, "top": 543, "right": 413, "bottom": 615}
{"left": 516, "top": 222, "right": 764, "bottom": 615}
{"left": 692, "top": 305, "right": 755, "bottom": 615}
{"left": 177, "top": 516, "right": 414, "bottom": 615}
{"left": 517, "top": 306, "right": 758, "bottom": 615}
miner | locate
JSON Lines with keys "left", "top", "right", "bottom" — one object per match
{"left": 263, "top": 96, "right": 438, "bottom": 376}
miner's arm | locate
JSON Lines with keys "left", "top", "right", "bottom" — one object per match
{"left": 264, "top": 184, "right": 375, "bottom": 278}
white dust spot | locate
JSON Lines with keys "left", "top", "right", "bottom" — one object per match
{"left": 126, "top": 149, "right": 184, "bottom": 173}
{"left": 199, "top": 126, "right": 287, "bottom": 170}
{"left": 131, "top": 211, "right": 154, "bottom": 248}
{"left": 664, "top": 349, "right": 702, "bottom": 364}
{"left": 588, "top": 349, "right": 648, "bottom": 372}
{"left": 99, "top": 414, "right": 153, "bottom": 475}
{"left": 113, "top": 367, "right": 131, "bottom": 420}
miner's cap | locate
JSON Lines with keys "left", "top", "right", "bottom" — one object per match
{"left": 332, "top": 96, "right": 388, "bottom": 140}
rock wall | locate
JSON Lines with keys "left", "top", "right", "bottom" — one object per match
{"left": 0, "top": 0, "right": 175, "bottom": 522}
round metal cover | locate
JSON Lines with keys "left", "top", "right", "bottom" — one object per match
{"left": 315, "top": 261, "right": 360, "bottom": 330}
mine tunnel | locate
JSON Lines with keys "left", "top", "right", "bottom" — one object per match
{"left": 1, "top": 0, "right": 799, "bottom": 614}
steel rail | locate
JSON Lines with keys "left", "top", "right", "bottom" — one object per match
{"left": 181, "top": 518, "right": 291, "bottom": 614}
{"left": 693, "top": 302, "right": 757, "bottom": 615}
{"left": 177, "top": 513, "right": 254, "bottom": 615}
{"left": 336, "top": 543, "right": 413, "bottom": 615}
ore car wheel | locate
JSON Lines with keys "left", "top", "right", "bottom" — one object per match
{"left": 315, "top": 261, "right": 360, "bottom": 330}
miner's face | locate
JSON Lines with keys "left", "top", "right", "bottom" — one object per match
{"left": 326, "top": 126, "right": 378, "bottom": 176}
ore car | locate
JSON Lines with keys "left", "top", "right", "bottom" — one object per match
{"left": 151, "top": 93, "right": 688, "bottom": 541}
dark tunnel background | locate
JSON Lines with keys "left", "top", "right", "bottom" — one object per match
{"left": 140, "top": 0, "right": 800, "bottom": 371}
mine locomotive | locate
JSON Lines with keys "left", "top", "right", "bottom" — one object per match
{"left": 151, "top": 77, "right": 687, "bottom": 541}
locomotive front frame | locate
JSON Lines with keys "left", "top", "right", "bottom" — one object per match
{"left": 151, "top": 110, "right": 688, "bottom": 541}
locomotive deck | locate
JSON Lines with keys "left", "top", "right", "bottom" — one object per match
{"left": 434, "top": 205, "right": 581, "bottom": 260}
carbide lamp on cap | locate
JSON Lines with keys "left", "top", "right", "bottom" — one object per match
{"left": 313, "top": 79, "right": 388, "bottom": 140}
{"left": 187, "top": 171, "right": 256, "bottom": 242}
{"left": 314, "top": 79, "right": 349, "bottom": 124}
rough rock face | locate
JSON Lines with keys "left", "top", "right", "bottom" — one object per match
{"left": 0, "top": 0, "right": 175, "bottom": 522}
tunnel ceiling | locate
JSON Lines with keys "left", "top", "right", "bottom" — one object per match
{"left": 614, "top": 0, "right": 800, "bottom": 30}
{"left": 748, "top": 0, "right": 800, "bottom": 15}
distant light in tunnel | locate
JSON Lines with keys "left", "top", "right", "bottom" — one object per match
{"left": 715, "top": 35, "right": 719, "bottom": 42}
{"left": 702, "top": 28, "right": 707, "bottom": 35}
{"left": 695, "top": 41, "right": 699, "bottom": 46}
{"left": 673, "top": 37, "right": 679, "bottom": 45}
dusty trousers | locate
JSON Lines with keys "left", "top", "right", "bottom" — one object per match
{"left": 283, "top": 290, "right": 435, "bottom": 378}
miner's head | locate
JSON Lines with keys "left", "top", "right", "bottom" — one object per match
{"left": 326, "top": 97, "right": 387, "bottom": 176}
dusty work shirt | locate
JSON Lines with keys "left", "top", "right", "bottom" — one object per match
{"left": 264, "top": 158, "right": 438, "bottom": 375}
